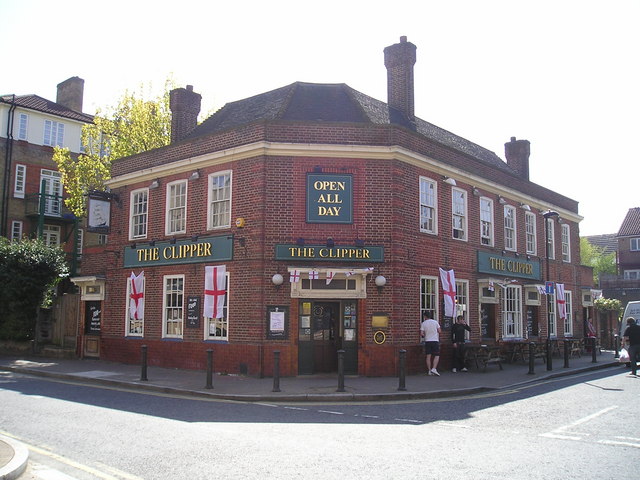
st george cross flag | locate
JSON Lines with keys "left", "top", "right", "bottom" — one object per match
{"left": 488, "top": 281, "right": 495, "bottom": 292}
{"left": 290, "top": 269, "right": 300, "bottom": 283}
{"left": 556, "top": 283, "right": 566, "bottom": 320}
{"left": 326, "top": 271, "right": 335, "bottom": 285}
{"left": 309, "top": 270, "right": 319, "bottom": 280}
{"left": 439, "top": 268, "right": 456, "bottom": 317}
{"left": 129, "top": 271, "right": 145, "bottom": 320}
{"left": 536, "top": 285, "right": 546, "bottom": 296}
{"left": 204, "top": 265, "right": 226, "bottom": 319}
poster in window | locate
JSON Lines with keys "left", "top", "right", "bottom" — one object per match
{"left": 266, "top": 306, "right": 288, "bottom": 340}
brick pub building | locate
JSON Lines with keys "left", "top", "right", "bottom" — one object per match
{"left": 75, "top": 37, "right": 594, "bottom": 376}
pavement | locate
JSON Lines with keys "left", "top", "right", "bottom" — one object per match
{"left": 0, "top": 351, "right": 625, "bottom": 479}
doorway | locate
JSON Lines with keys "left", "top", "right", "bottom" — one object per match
{"left": 298, "top": 300, "right": 358, "bottom": 374}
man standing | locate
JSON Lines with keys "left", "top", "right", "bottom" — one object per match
{"left": 623, "top": 317, "right": 640, "bottom": 376}
{"left": 451, "top": 315, "right": 471, "bottom": 373}
{"left": 420, "top": 311, "right": 441, "bottom": 376}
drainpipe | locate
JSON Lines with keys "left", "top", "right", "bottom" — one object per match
{"left": 1, "top": 95, "right": 17, "bottom": 237}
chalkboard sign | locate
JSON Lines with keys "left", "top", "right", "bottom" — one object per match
{"left": 186, "top": 296, "right": 201, "bottom": 328}
{"left": 526, "top": 307, "right": 534, "bottom": 335}
{"left": 266, "top": 306, "right": 289, "bottom": 340}
{"left": 85, "top": 301, "right": 101, "bottom": 335}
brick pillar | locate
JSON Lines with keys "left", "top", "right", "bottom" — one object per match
{"left": 383, "top": 36, "right": 417, "bottom": 122}
{"left": 170, "top": 85, "right": 202, "bottom": 143}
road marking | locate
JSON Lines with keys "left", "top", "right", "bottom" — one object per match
{"left": 283, "top": 406, "right": 308, "bottom": 411}
{"left": 394, "top": 418, "right": 421, "bottom": 423}
{"left": 317, "top": 410, "right": 344, "bottom": 415}
{"left": 599, "top": 439, "right": 640, "bottom": 448}
{"left": 540, "top": 406, "right": 618, "bottom": 441}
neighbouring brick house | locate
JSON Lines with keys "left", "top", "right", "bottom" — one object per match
{"left": 76, "top": 37, "right": 594, "bottom": 376}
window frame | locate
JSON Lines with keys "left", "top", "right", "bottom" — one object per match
{"left": 420, "top": 276, "right": 439, "bottom": 323}
{"left": 525, "top": 211, "right": 537, "bottom": 255}
{"left": 546, "top": 218, "right": 556, "bottom": 260}
{"left": 548, "top": 291, "right": 557, "bottom": 337}
{"left": 43, "top": 119, "right": 65, "bottom": 147}
{"left": 455, "top": 279, "right": 470, "bottom": 340}
{"left": 504, "top": 205, "right": 517, "bottom": 251}
{"left": 14, "top": 164, "right": 26, "bottom": 198}
{"left": 419, "top": 176, "right": 438, "bottom": 234}
{"left": 205, "top": 272, "right": 230, "bottom": 341}
{"left": 42, "top": 224, "right": 61, "bottom": 246}
{"left": 563, "top": 290, "right": 573, "bottom": 336}
{"left": 502, "top": 284, "right": 523, "bottom": 339}
{"left": 451, "top": 187, "right": 467, "bottom": 241}
{"left": 162, "top": 274, "right": 184, "bottom": 338}
{"left": 561, "top": 223, "right": 571, "bottom": 262}
{"left": 479, "top": 197, "right": 494, "bottom": 246}
{"left": 18, "top": 113, "right": 28, "bottom": 140}
{"left": 129, "top": 188, "right": 149, "bottom": 240}
{"left": 630, "top": 238, "right": 640, "bottom": 252}
{"left": 165, "top": 180, "right": 188, "bottom": 236}
{"left": 11, "top": 221, "right": 23, "bottom": 241}
{"left": 207, "top": 171, "right": 232, "bottom": 230}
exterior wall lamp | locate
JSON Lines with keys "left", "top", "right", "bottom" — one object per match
{"left": 272, "top": 273, "right": 284, "bottom": 289}
{"left": 443, "top": 176, "right": 457, "bottom": 186}
{"left": 375, "top": 275, "right": 387, "bottom": 292}
{"left": 149, "top": 179, "right": 160, "bottom": 189}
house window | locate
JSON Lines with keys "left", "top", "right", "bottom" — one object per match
{"left": 205, "top": 273, "right": 229, "bottom": 340}
{"left": 163, "top": 275, "right": 184, "bottom": 338}
{"left": 546, "top": 218, "right": 556, "bottom": 260}
{"left": 563, "top": 290, "right": 573, "bottom": 336}
{"left": 126, "top": 276, "right": 144, "bottom": 336}
{"left": 623, "top": 270, "right": 640, "bottom": 280}
{"left": 18, "top": 113, "right": 28, "bottom": 140}
{"left": 40, "top": 169, "right": 62, "bottom": 216}
{"left": 502, "top": 285, "right": 522, "bottom": 339}
{"left": 548, "top": 291, "right": 557, "bottom": 337}
{"left": 14, "top": 164, "right": 26, "bottom": 198}
{"left": 208, "top": 172, "right": 231, "bottom": 229}
{"left": 451, "top": 188, "right": 467, "bottom": 241}
{"left": 166, "top": 180, "right": 187, "bottom": 235}
{"left": 455, "top": 280, "right": 469, "bottom": 338}
{"left": 561, "top": 224, "right": 571, "bottom": 262}
{"left": 98, "top": 234, "right": 108, "bottom": 245}
{"left": 419, "top": 177, "right": 437, "bottom": 234}
{"left": 630, "top": 238, "right": 640, "bottom": 251}
{"left": 43, "top": 120, "right": 65, "bottom": 147}
{"left": 525, "top": 211, "right": 537, "bottom": 255}
{"left": 76, "top": 228, "right": 84, "bottom": 258}
{"left": 43, "top": 224, "right": 61, "bottom": 246}
{"left": 420, "top": 276, "right": 439, "bottom": 321}
{"left": 11, "top": 221, "right": 23, "bottom": 241}
{"left": 480, "top": 197, "right": 493, "bottom": 246}
{"left": 504, "top": 205, "right": 516, "bottom": 251}
{"left": 129, "top": 188, "right": 149, "bottom": 239}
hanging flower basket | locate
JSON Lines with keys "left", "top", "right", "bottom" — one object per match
{"left": 594, "top": 297, "right": 622, "bottom": 313}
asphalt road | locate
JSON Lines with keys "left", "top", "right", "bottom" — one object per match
{"left": 1, "top": 367, "right": 637, "bottom": 479}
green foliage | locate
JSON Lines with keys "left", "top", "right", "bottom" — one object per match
{"left": 580, "top": 237, "right": 616, "bottom": 284}
{"left": 0, "top": 238, "right": 69, "bottom": 340}
{"left": 54, "top": 78, "right": 175, "bottom": 217}
{"left": 594, "top": 297, "right": 622, "bottom": 313}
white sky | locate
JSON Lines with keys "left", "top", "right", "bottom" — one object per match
{"left": 2, "top": 0, "right": 638, "bottom": 236}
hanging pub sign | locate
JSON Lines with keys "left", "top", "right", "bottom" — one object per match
{"left": 87, "top": 191, "right": 116, "bottom": 234}
{"left": 306, "top": 173, "right": 353, "bottom": 224}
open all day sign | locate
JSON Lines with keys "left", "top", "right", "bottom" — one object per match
{"left": 306, "top": 173, "right": 353, "bottom": 224}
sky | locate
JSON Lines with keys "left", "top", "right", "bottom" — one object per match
{"left": 1, "top": 0, "right": 638, "bottom": 236}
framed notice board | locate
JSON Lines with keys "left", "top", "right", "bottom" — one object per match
{"left": 266, "top": 306, "right": 289, "bottom": 340}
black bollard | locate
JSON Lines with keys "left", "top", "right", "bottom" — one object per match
{"left": 140, "top": 345, "right": 148, "bottom": 381}
{"left": 591, "top": 337, "right": 597, "bottom": 363}
{"left": 205, "top": 349, "right": 214, "bottom": 389}
{"left": 337, "top": 349, "right": 345, "bottom": 392}
{"left": 614, "top": 335, "right": 620, "bottom": 359}
{"left": 546, "top": 338, "right": 553, "bottom": 371}
{"left": 563, "top": 340, "right": 570, "bottom": 368}
{"left": 273, "top": 351, "right": 281, "bottom": 392}
{"left": 398, "top": 349, "right": 407, "bottom": 391}
{"left": 527, "top": 342, "right": 535, "bottom": 375}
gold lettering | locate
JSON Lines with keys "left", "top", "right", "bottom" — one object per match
{"left": 202, "top": 243, "right": 212, "bottom": 257}
{"left": 313, "top": 180, "right": 346, "bottom": 191}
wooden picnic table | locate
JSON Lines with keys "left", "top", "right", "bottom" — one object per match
{"left": 464, "top": 344, "right": 504, "bottom": 371}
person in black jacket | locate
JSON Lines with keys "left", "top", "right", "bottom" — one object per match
{"left": 451, "top": 315, "right": 471, "bottom": 372}
{"left": 623, "top": 317, "right": 640, "bottom": 376}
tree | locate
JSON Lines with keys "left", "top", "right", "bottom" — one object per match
{"left": 0, "top": 238, "right": 69, "bottom": 340}
{"left": 53, "top": 79, "right": 174, "bottom": 217}
{"left": 580, "top": 237, "right": 617, "bottom": 284}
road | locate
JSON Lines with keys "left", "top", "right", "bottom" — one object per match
{"left": 0, "top": 367, "right": 637, "bottom": 479}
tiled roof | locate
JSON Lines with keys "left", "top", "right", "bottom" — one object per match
{"left": 617, "top": 207, "right": 640, "bottom": 237}
{"left": 189, "top": 82, "right": 512, "bottom": 174}
{"left": 0, "top": 94, "right": 93, "bottom": 123}
{"left": 585, "top": 234, "right": 618, "bottom": 255}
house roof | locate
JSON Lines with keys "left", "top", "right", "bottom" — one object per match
{"left": 189, "top": 82, "right": 514, "bottom": 175}
{"left": 585, "top": 234, "right": 618, "bottom": 255}
{"left": 0, "top": 94, "right": 93, "bottom": 123}
{"left": 617, "top": 207, "right": 640, "bottom": 237}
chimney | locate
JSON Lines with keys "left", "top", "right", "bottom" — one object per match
{"left": 170, "top": 85, "right": 202, "bottom": 143}
{"left": 505, "top": 137, "right": 530, "bottom": 180}
{"left": 384, "top": 36, "right": 417, "bottom": 122}
{"left": 56, "top": 77, "right": 84, "bottom": 112}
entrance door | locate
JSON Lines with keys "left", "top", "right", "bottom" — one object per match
{"left": 298, "top": 300, "right": 357, "bottom": 374}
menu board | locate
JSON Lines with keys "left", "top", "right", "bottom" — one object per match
{"left": 85, "top": 301, "right": 101, "bottom": 335}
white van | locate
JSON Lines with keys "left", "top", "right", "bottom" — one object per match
{"left": 621, "top": 301, "right": 640, "bottom": 336}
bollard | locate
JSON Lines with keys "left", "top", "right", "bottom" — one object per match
{"left": 527, "top": 342, "right": 535, "bottom": 375}
{"left": 546, "top": 338, "right": 553, "bottom": 371}
{"left": 398, "top": 349, "right": 407, "bottom": 391}
{"left": 272, "top": 351, "right": 281, "bottom": 392}
{"left": 614, "top": 335, "right": 620, "bottom": 359}
{"left": 205, "top": 349, "right": 214, "bottom": 389}
{"left": 591, "top": 337, "right": 597, "bottom": 363}
{"left": 140, "top": 345, "right": 148, "bottom": 381}
{"left": 336, "top": 349, "right": 345, "bottom": 392}
{"left": 563, "top": 339, "right": 570, "bottom": 368}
